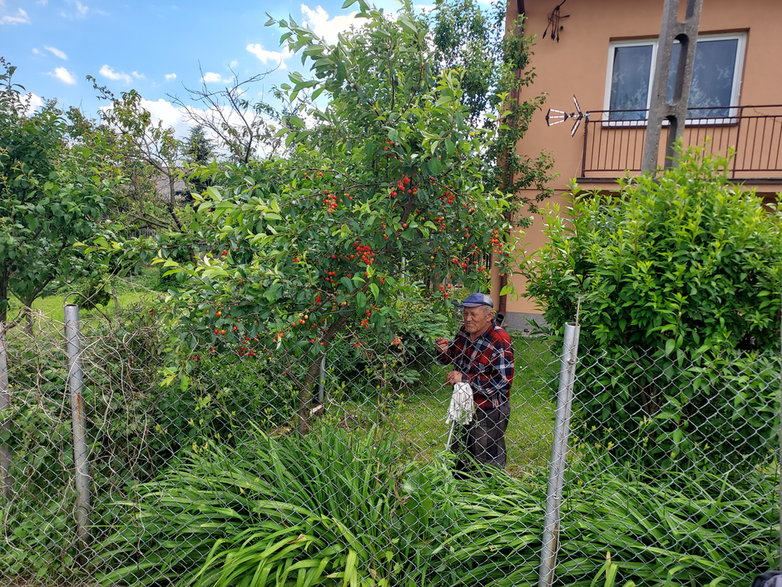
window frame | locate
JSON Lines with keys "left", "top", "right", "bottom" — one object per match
{"left": 602, "top": 32, "right": 746, "bottom": 126}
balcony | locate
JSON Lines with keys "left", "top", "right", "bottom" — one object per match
{"left": 580, "top": 104, "right": 782, "bottom": 183}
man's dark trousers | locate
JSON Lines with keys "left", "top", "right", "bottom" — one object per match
{"left": 452, "top": 402, "right": 510, "bottom": 473}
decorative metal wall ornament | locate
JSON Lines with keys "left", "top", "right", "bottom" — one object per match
{"left": 545, "top": 95, "right": 588, "bottom": 136}
{"left": 543, "top": 0, "right": 570, "bottom": 42}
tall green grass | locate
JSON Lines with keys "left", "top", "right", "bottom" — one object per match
{"left": 94, "top": 424, "right": 776, "bottom": 586}
{"left": 95, "top": 425, "right": 451, "bottom": 586}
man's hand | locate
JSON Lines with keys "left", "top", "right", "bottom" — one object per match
{"left": 434, "top": 337, "right": 450, "bottom": 354}
{"left": 445, "top": 370, "right": 463, "bottom": 385}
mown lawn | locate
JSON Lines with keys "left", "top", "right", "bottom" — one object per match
{"left": 5, "top": 267, "right": 164, "bottom": 323}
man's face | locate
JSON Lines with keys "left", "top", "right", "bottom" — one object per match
{"left": 462, "top": 306, "right": 493, "bottom": 336}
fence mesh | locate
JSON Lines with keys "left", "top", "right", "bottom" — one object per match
{"left": 0, "top": 302, "right": 778, "bottom": 585}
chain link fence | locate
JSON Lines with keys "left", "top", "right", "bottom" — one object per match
{"left": 0, "top": 302, "right": 779, "bottom": 585}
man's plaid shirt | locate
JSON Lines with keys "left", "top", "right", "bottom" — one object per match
{"left": 437, "top": 322, "right": 514, "bottom": 408}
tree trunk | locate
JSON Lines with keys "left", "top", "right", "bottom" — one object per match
{"left": 112, "top": 284, "right": 121, "bottom": 313}
{"left": 0, "top": 266, "right": 8, "bottom": 326}
{"left": 296, "top": 312, "right": 352, "bottom": 436}
{"left": 23, "top": 306, "right": 32, "bottom": 336}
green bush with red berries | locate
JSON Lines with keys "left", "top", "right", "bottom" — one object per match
{"left": 156, "top": 1, "right": 545, "bottom": 433}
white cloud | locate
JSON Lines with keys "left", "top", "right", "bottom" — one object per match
{"left": 50, "top": 66, "right": 76, "bottom": 85}
{"left": 201, "top": 71, "right": 231, "bottom": 84}
{"left": 45, "top": 45, "right": 67, "bottom": 60}
{"left": 99, "top": 64, "right": 133, "bottom": 85}
{"left": 22, "top": 92, "right": 44, "bottom": 115}
{"left": 140, "top": 98, "right": 188, "bottom": 132}
{"left": 132, "top": 71, "right": 145, "bottom": 80}
{"left": 164, "top": 73, "right": 177, "bottom": 81}
{"left": 245, "top": 43, "right": 291, "bottom": 70}
{"left": 59, "top": 0, "right": 89, "bottom": 19}
{"left": 300, "top": 4, "right": 358, "bottom": 45}
{"left": 0, "top": 3, "right": 30, "bottom": 25}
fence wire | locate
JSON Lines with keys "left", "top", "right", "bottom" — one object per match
{"left": 0, "top": 304, "right": 778, "bottom": 586}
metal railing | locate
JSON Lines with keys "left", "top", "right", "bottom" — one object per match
{"left": 581, "top": 104, "right": 782, "bottom": 180}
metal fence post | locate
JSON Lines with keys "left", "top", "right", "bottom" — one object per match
{"left": 65, "top": 304, "right": 91, "bottom": 547}
{"left": 538, "top": 322, "right": 581, "bottom": 587}
{"left": 778, "top": 294, "right": 782, "bottom": 567}
{"left": 0, "top": 323, "right": 10, "bottom": 500}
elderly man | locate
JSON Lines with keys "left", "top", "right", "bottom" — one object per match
{"left": 435, "top": 292, "right": 515, "bottom": 472}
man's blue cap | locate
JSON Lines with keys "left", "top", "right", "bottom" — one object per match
{"left": 461, "top": 292, "right": 494, "bottom": 308}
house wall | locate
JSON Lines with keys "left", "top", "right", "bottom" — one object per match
{"left": 502, "top": 0, "right": 782, "bottom": 330}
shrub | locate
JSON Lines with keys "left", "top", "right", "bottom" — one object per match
{"left": 527, "top": 148, "right": 782, "bottom": 353}
{"left": 524, "top": 148, "right": 782, "bottom": 469}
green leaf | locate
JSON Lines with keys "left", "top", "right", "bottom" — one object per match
{"left": 202, "top": 267, "right": 230, "bottom": 279}
{"left": 356, "top": 291, "right": 367, "bottom": 310}
{"left": 264, "top": 282, "right": 282, "bottom": 302}
{"left": 427, "top": 158, "right": 443, "bottom": 174}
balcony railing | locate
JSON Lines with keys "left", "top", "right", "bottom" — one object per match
{"left": 580, "top": 104, "right": 782, "bottom": 182}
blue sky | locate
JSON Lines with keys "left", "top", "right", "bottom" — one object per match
{"left": 0, "top": 0, "right": 423, "bottom": 131}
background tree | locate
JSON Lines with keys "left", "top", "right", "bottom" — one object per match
{"left": 91, "top": 80, "right": 184, "bottom": 234}
{"left": 183, "top": 124, "right": 213, "bottom": 197}
{"left": 430, "top": 0, "right": 551, "bottom": 203}
{"left": 170, "top": 71, "right": 285, "bottom": 164}
{"left": 0, "top": 59, "right": 120, "bottom": 326}
{"left": 183, "top": 124, "right": 213, "bottom": 165}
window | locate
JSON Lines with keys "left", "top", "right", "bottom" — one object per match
{"left": 605, "top": 33, "right": 745, "bottom": 121}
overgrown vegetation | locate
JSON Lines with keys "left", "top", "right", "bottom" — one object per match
{"left": 92, "top": 425, "right": 775, "bottom": 586}
{"left": 2, "top": 0, "right": 781, "bottom": 583}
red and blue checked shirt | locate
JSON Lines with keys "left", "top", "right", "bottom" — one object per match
{"left": 437, "top": 322, "right": 514, "bottom": 408}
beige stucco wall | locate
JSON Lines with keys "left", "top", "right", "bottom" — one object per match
{"left": 502, "top": 0, "right": 782, "bottom": 326}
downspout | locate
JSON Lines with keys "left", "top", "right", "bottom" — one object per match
{"left": 497, "top": 0, "right": 526, "bottom": 316}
